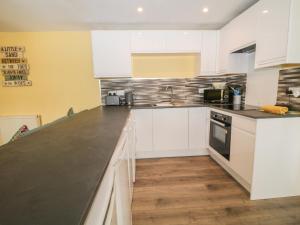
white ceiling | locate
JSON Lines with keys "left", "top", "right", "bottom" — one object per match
{"left": 0, "top": 0, "right": 259, "bottom": 31}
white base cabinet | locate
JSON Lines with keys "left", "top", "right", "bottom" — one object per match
{"left": 208, "top": 108, "right": 300, "bottom": 200}
{"left": 134, "top": 108, "right": 208, "bottom": 159}
{"left": 104, "top": 190, "right": 117, "bottom": 225}
{"left": 134, "top": 109, "right": 153, "bottom": 152}
{"left": 208, "top": 108, "right": 256, "bottom": 192}
{"left": 230, "top": 127, "right": 255, "bottom": 184}
{"left": 153, "top": 108, "right": 188, "bottom": 151}
{"left": 84, "top": 114, "right": 135, "bottom": 225}
{"left": 115, "top": 147, "right": 132, "bottom": 225}
{"left": 188, "top": 107, "right": 207, "bottom": 151}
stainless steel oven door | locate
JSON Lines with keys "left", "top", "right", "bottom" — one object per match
{"left": 209, "top": 119, "right": 231, "bottom": 160}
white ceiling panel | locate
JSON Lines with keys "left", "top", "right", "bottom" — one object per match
{"left": 0, "top": 0, "right": 259, "bottom": 31}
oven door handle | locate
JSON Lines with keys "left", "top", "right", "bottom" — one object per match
{"left": 210, "top": 119, "right": 227, "bottom": 128}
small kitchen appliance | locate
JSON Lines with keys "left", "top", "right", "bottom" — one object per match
{"left": 125, "top": 91, "right": 134, "bottom": 106}
{"left": 204, "top": 89, "right": 233, "bottom": 104}
{"left": 105, "top": 93, "right": 121, "bottom": 106}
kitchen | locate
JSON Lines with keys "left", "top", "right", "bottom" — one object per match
{"left": 1, "top": 0, "right": 300, "bottom": 225}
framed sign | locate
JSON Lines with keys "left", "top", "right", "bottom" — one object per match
{"left": 0, "top": 46, "right": 31, "bottom": 87}
{"left": 0, "top": 63, "right": 29, "bottom": 70}
{"left": 1, "top": 51, "right": 24, "bottom": 58}
{"left": 1, "top": 58, "right": 27, "bottom": 64}
{"left": 0, "top": 46, "right": 25, "bottom": 52}
{"left": 3, "top": 80, "right": 32, "bottom": 87}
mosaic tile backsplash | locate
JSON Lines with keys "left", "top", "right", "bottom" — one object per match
{"left": 100, "top": 74, "right": 247, "bottom": 105}
{"left": 277, "top": 67, "right": 300, "bottom": 111}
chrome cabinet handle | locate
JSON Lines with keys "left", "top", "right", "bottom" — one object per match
{"left": 210, "top": 119, "right": 227, "bottom": 127}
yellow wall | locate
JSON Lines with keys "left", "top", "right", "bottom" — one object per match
{"left": 0, "top": 32, "right": 100, "bottom": 124}
{"left": 132, "top": 53, "right": 199, "bottom": 78}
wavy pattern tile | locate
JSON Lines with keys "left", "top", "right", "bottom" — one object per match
{"left": 277, "top": 67, "right": 300, "bottom": 110}
{"left": 100, "top": 74, "right": 247, "bottom": 105}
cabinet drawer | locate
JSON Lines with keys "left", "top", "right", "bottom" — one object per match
{"left": 232, "top": 116, "right": 256, "bottom": 134}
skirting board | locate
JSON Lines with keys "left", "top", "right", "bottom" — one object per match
{"left": 136, "top": 148, "right": 209, "bottom": 159}
{"left": 208, "top": 148, "right": 251, "bottom": 192}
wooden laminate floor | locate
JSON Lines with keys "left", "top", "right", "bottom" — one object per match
{"left": 132, "top": 156, "right": 300, "bottom": 225}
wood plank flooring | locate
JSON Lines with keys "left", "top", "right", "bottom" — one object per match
{"left": 132, "top": 156, "right": 300, "bottom": 225}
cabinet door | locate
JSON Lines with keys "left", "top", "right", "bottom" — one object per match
{"left": 201, "top": 31, "right": 218, "bottom": 75}
{"left": 91, "top": 31, "right": 132, "bottom": 78}
{"left": 188, "top": 108, "right": 207, "bottom": 150}
{"left": 218, "top": 26, "right": 230, "bottom": 74}
{"left": 255, "top": 0, "right": 291, "bottom": 67}
{"left": 104, "top": 190, "right": 118, "bottom": 225}
{"left": 134, "top": 109, "right": 153, "bottom": 152}
{"left": 115, "top": 148, "right": 132, "bottom": 225}
{"left": 230, "top": 127, "right": 255, "bottom": 184}
{"left": 227, "top": 4, "right": 259, "bottom": 52}
{"left": 131, "top": 31, "right": 166, "bottom": 53}
{"left": 164, "top": 31, "right": 202, "bottom": 52}
{"left": 153, "top": 108, "right": 188, "bottom": 151}
{"left": 127, "top": 116, "right": 136, "bottom": 183}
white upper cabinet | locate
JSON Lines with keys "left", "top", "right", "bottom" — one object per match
{"left": 218, "top": 3, "right": 259, "bottom": 74}
{"left": 255, "top": 0, "right": 300, "bottom": 68}
{"left": 91, "top": 31, "right": 132, "bottom": 78}
{"left": 131, "top": 31, "right": 166, "bottom": 53}
{"left": 164, "top": 31, "right": 202, "bottom": 52}
{"left": 218, "top": 25, "right": 249, "bottom": 74}
{"left": 201, "top": 31, "right": 218, "bottom": 75}
{"left": 218, "top": 0, "right": 300, "bottom": 71}
{"left": 92, "top": 30, "right": 219, "bottom": 77}
{"left": 227, "top": 4, "right": 259, "bottom": 52}
{"left": 218, "top": 26, "right": 249, "bottom": 74}
{"left": 131, "top": 30, "right": 202, "bottom": 53}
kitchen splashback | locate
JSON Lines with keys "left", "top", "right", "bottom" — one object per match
{"left": 100, "top": 74, "right": 247, "bottom": 105}
{"left": 277, "top": 67, "right": 300, "bottom": 111}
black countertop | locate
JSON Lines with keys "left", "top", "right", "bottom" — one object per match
{"left": 0, "top": 106, "right": 130, "bottom": 225}
{"left": 132, "top": 103, "right": 300, "bottom": 119}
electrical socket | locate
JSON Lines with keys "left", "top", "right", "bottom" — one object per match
{"left": 289, "top": 87, "right": 300, "bottom": 98}
{"left": 198, "top": 88, "right": 205, "bottom": 94}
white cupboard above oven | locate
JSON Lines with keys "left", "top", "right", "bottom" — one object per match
{"left": 218, "top": 0, "right": 300, "bottom": 72}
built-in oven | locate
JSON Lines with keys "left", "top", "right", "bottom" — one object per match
{"left": 209, "top": 111, "right": 232, "bottom": 160}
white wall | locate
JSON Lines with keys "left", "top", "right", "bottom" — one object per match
{"left": 0, "top": 115, "right": 41, "bottom": 146}
{"left": 245, "top": 53, "right": 279, "bottom": 106}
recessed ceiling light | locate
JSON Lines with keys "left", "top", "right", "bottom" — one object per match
{"left": 202, "top": 7, "right": 209, "bottom": 13}
{"left": 137, "top": 7, "right": 143, "bottom": 13}
{"left": 262, "top": 9, "right": 269, "bottom": 14}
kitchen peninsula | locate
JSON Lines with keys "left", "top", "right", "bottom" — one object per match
{"left": 1, "top": 103, "right": 300, "bottom": 225}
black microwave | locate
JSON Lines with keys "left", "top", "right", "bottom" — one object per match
{"left": 204, "top": 89, "right": 232, "bottom": 103}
